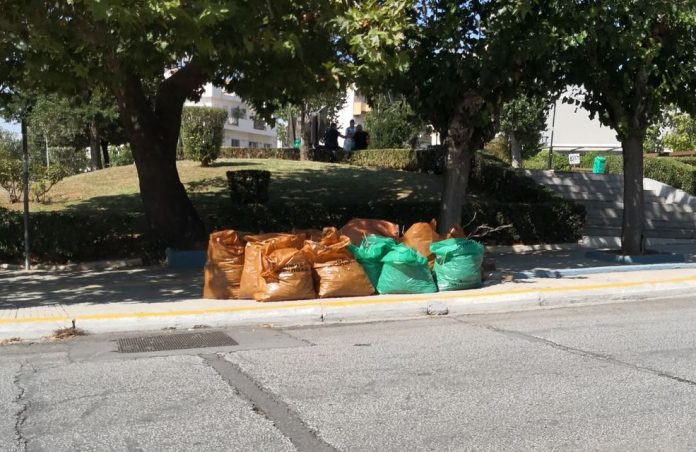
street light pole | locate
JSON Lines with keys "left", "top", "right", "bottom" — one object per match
{"left": 21, "top": 116, "right": 30, "bottom": 270}
{"left": 547, "top": 101, "right": 557, "bottom": 170}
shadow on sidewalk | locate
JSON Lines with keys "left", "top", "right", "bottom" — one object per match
{"left": 0, "top": 267, "right": 203, "bottom": 309}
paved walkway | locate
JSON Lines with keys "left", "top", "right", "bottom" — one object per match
{"left": 3, "top": 243, "right": 696, "bottom": 339}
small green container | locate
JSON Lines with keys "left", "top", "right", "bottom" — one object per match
{"left": 592, "top": 156, "right": 606, "bottom": 174}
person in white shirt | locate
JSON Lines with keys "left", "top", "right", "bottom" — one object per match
{"left": 343, "top": 119, "right": 356, "bottom": 155}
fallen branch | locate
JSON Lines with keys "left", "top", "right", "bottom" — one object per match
{"left": 466, "top": 223, "right": 513, "bottom": 240}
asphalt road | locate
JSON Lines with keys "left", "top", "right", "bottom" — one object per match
{"left": 2, "top": 296, "right": 696, "bottom": 451}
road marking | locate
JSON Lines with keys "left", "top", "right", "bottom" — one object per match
{"left": 2, "top": 274, "right": 696, "bottom": 326}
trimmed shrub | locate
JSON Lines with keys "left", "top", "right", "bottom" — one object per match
{"left": 644, "top": 158, "right": 696, "bottom": 195}
{"left": 213, "top": 199, "right": 584, "bottom": 246}
{"left": 524, "top": 149, "right": 572, "bottom": 171}
{"left": 181, "top": 107, "right": 228, "bottom": 166}
{"left": 0, "top": 208, "right": 156, "bottom": 263}
{"left": 673, "top": 157, "right": 696, "bottom": 167}
{"left": 220, "top": 147, "right": 299, "bottom": 160}
{"left": 226, "top": 170, "right": 271, "bottom": 204}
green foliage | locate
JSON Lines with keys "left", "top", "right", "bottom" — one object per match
{"left": 524, "top": 150, "right": 572, "bottom": 172}
{"left": 0, "top": 207, "right": 145, "bottom": 263}
{"left": 500, "top": 94, "right": 549, "bottom": 159}
{"left": 644, "top": 158, "right": 696, "bottom": 196}
{"left": 662, "top": 112, "right": 696, "bottom": 153}
{"left": 109, "top": 144, "right": 134, "bottom": 167}
{"left": 0, "top": 155, "right": 23, "bottom": 203}
{"left": 364, "top": 95, "right": 424, "bottom": 148}
{"left": 482, "top": 136, "right": 512, "bottom": 165}
{"left": 180, "top": 107, "right": 227, "bottom": 166}
{"left": 27, "top": 95, "right": 84, "bottom": 154}
{"left": 220, "top": 147, "right": 299, "bottom": 160}
{"left": 347, "top": 148, "right": 445, "bottom": 173}
{"left": 47, "top": 147, "right": 88, "bottom": 175}
{"left": 29, "top": 163, "right": 68, "bottom": 203}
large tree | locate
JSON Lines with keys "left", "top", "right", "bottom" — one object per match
{"left": 2, "top": 1, "right": 342, "bottom": 248}
{"left": 340, "top": 0, "right": 558, "bottom": 233}
{"left": 560, "top": 0, "right": 696, "bottom": 254}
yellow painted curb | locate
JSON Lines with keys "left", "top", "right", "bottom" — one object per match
{"left": 2, "top": 274, "right": 696, "bottom": 326}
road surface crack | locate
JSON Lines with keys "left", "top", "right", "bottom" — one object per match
{"left": 13, "top": 363, "right": 33, "bottom": 452}
{"left": 467, "top": 320, "right": 696, "bottom": 387}
{"left": 201, "top": 353, "right": 337, "bottom": 452}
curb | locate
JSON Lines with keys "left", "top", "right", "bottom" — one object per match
{"left": 486, "top": 243, "right": 581, "bottom": 253}
{"left": 3, "top": 273, "right": 696, "bottom": 340}
{"left": 0, "top": 258, "right": 145, "bottom": 272}
{"left": 514, "top": 262, "right": 696, "bottom": 279}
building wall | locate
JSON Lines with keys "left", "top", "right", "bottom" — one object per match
{"left": 185, "top": 85, "right": 277, "bottom": 148}
{"left": 542, "top": 89, "right": 621, "bottom": 152}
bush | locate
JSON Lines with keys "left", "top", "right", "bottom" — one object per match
{"left": 644, "top": 158, "right": 696, "bottom": 195}
{"left": 109, "top": 144, "right": 134, "bottom": 167}
{"left": 48, "top": 147, "right": 88, "bottom": 175}
{"left": 212, "top": 199, "right": 584, "bottom": 246}
{"left": 524, "top": 149, "right": 572, "bottom": 171}
{"left": 347, "top": 147, "right": 446, "bottom": 173}
{"left": 577, "top": 151, "right": 623, "bottom": 174}
{"left": 0, "top": 208, "right": 153, "bottom": 263}
{"left": 0, "top": 155, "right": 23, "bottom": 203}
{"left": 226, "top": 170, "right": 271, "bottom": 204}
{"left": 219, "top": 147, "right": 299, "bottom": 160}
{"left": 180, "top": 107, "right": 228, "bottom": 166}
{"left": 30, "top": 163, "right": 69, "bottom": 203}
{"left": 482, "top": 135, "right": 512, "bottom": 165}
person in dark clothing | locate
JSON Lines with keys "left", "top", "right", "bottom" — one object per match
{"left": 323, "top": 123, "right": 341, "bottom": 150}
{"left": 353, "top": 124, "right": 370, "bottom": 150}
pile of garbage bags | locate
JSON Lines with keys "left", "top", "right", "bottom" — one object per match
{"left": 203, "top": 218, "right": 485, "bottom": 302}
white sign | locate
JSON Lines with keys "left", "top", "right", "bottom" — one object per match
{"left": 568, "top": 153, "right": 581, "bottom": 165}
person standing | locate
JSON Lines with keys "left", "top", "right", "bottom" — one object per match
{"left": 353, "top": 124, "right": 370, "bottom": 150}
{"left": 343, "top": 119, "right": 356, "bottom": 155}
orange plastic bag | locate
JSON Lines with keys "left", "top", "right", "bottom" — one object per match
{"left": 292, "top": 228, "right": 323, "bottom": 242}
{"left": 341, "top": 218, "right": 400, "bottom": 245}
{"left": 238, "top": 233, "right": 304, "bottom": 299}
{"left": 304, "top": 227, "right": 375, "bottom": 298}
{"left": 445, "top": 224, "right": 466, "bottom": 239}
{"left": 202, "top": 230, "right": 245, "bottom": 299}
{"left": 254, "top": 247, "right": 316, "bottom": 302}
{"left": 403, "top": 219, "right": 441, "bottom": 267}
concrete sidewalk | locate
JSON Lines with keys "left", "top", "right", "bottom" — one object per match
{"left": 3, "top": 244, "right": 696, "bottom": 340}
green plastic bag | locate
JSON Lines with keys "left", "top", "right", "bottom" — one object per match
{"left": 348, "top": 235, "right": 397, "bottom": 288}
{"left": 376, "top": 244, "right": 437, "bottom": 294}
{"left": 430, "top": 239, "right": 484, "bottom": 291}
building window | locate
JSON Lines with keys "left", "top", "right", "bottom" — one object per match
{"left": 264, "top": 143, "right": 272, "bottom": 148}
{"left": 252, "top": 117, "right": 266, "bottom": 130}
{"left": 249, "top": 141, "right": 259, "bottom": 148}
{"left": 229, "top": 139, "right": 240, "bottom": 147}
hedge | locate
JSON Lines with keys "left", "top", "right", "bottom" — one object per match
{"left": 0, "top": 208, "right": 162, "bottom": 263}
{"left": 220, "top": 147, "right": 299, "bottom": 160}
{"left": 644, "top": 158, "right": 696, "bottom": 195}
{"left": 220, "top": 146, "right": 448, "bottom": 174}
{"left": 213, "top": 199, "right": 584, "bottom": 246}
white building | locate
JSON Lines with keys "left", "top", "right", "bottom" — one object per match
{"left": 185, "top": 84, "right": 277, "bottom": 148}
{"left": 542, "top": 89, "right": 621, "bottom": 153}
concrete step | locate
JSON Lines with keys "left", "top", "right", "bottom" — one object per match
{"left": 529, "top": 178, "right": 624, "bottom": 190}
{"left": 585, "top": 206, "right": 696, "bottom": 222}
{"left": 583, "top": 227, "right": 696, "bottom": 240}
{"left": 586, "top": 217, "right": 696, "bottom": 231}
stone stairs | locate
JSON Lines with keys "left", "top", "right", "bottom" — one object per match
{"left": 525, "top": 170, "right": 696, "bottom": 246}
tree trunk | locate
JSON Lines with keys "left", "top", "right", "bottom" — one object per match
{"left": 621, "top": 133, "right": 646, "bottom": 255}
{"left": 100, "top": 139, "right": 110, "bottom": 167}
{"left": 108, "top": 64, "right": 207, "bottom": 250}
{"left": 88, "top": 121, "right": 103, "bottom": 170}
{"left": 438, "top": 117, "right": 473, "bottom": 234}
{"left": 510, "top": 132, "right": 522, "bottom": 169}
{"left": 299, "top": 104, "right": 310, "bottom": 161}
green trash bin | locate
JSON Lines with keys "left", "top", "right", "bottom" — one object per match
{"left": 293, "top": 138, "right": 301, "bottom": 150}
{"left": 592, "top": 156, "right": 606, "bottom": 174}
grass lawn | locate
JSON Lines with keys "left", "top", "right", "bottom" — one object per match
{"left": 0, "top": 159, "right": 445, "bottom": 219}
